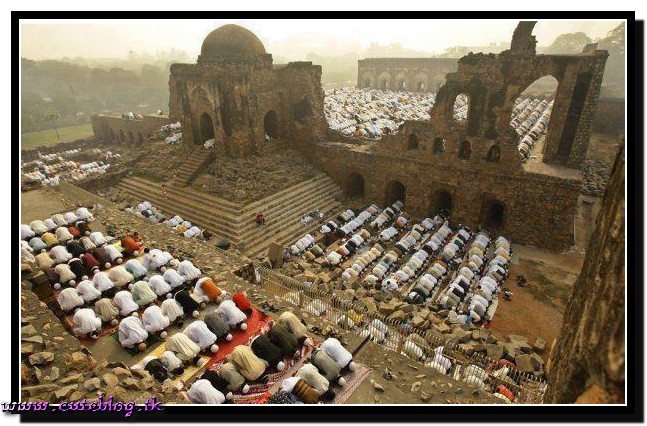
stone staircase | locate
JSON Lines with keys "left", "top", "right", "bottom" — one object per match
{"left": 114, "top": 172, "right": 343, "bottom": 258}
{"left": 173, "top": 150, "right": 216, "bottom": 186}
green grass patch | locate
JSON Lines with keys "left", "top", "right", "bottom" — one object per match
{"left": 21, "top": 124, "right": 94, "bottom": 149}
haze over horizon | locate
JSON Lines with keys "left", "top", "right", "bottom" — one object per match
{"left": 21, "top": 19, "right": 622, "bottom": 62}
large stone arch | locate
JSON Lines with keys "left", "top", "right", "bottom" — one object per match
{"left": 430, "top": 189, "right": 453, "bottom": 216}
{"left": 345, "top": 172, "right": 365, "bottom": 198}
{"left": 480, "top": 197, "right": 506, "bottom": 232}
{"left": 199, "top": 112, "right": 216, "bottom": 144}
{"left": 395, "top": 72, "right": 408, "bottom": 91}
{"left": 385, "top": 180, "right": 406, "bottom": 206}
{"left": 361, "top": 71, "right": 375, "bottom": 89}
{"left": 377, "top": 72, "right": 392, "bottom": 90}
{"left": 413, "top": 72, "right": 429, "bottom": 92}
{"left": 263, "top": 110, "right": 279, "bottom": 140}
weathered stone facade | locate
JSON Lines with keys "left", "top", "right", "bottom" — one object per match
{"left": 545, "top": 143, "right": 625, "bottom": 403}
{"left": 357, "top": 58, "right": 459, "bottom": 92}
{"left": 90, "top": 114, "right": 170, "bottom": 146}
{"left": 300, "top": 22, "right": 608, "bottom": 251}
{"left": 167, "top": 24, "right": 326, "bottom": 158}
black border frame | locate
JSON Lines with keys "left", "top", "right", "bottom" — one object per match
{"left": 11, "top": 11, "right": 641, "bottom": 422}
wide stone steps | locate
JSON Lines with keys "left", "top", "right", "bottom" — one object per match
{"left": 246, "top": 199, "right": 343, "bottom": 258}
{"left": 115, "top": 180, "right": 242, "bottom": 242}
{"left": 127, "top": 176, "right": 242, "bottom": 218}
{"left": 116, "top": 172, "right": 344, "bottom": 257}
{"left": 174, "top": 151, "right": 214, "bottom": 185}
{"left": 117, "top": 177, "right": 241, "bottom": 232}
{"left": 240, "top": 185, "right": 343, "bottom": 252}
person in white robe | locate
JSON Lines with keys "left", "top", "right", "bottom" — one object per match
{"left": 129, "top": 281, "right": 157, "bottom": 307}
{"left": 72, "top": 308, "right": 102, "bottom": 338}
{"left": 320, "top": 338, "right": 356, "bottom": 371}
{"left": 177, "top": 260, "right": 201, "bottom": 281}
{"left": 160, "top": 351, "right": 184, "bottom": 375}
{"left": 183, "top": 321, "right": 219, "bottom": 353}
{"left": 21, "top": 224, "right": 35, "bottom": 240}
{"left": 30, "top": 220, "right": 48, "bottom": 235}
{"left": 93, "top": 271, "right": 115, "bottom": 293}
{"left": 216, "top": 300, "right": 247, "bottom": 331}
{"left": 161, "top": 298, "right": 185, "bottom": 323}
{"left": 104, "top": 244, "right": 124, "bottom": 265}
{"left": 75, "top": 207, "right": 93, "bottom": 221}
{"left": 58, "top": 288, "right": 84, "bottom": 313}
{"left": 142, "top": 305, "right": 171, "bottom": 338}
{"left": 49, "top": 245, "right": 73, "bottom": 264}
{"left": 118, "top": 316, "right": 149, "bottom": 349}
{"left": 107, "top": 267, "right": 134, "bottom": 289}
{"left": 163, "top": 268, "right": 185, "bottom": 289}
{"left": 54, "top": 263, "right": 77, "bottom": 287}
{"left": 76, "top": 280, "right": 102, "bottom": 303}
{"left": 113, "top": 290, "right": 139, "bottom": 317}
{"left": 148, "top": 275, "right": 172, "bottom": 298}
{"left": 89, "top": 231, "right": 107, "bottom": 246}
{"left": 187, "top": 379, "right": 225, "bottom": 404}
{"left": 124, "top": 259, "right": 147, "bottom": 280}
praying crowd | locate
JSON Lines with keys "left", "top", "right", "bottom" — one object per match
{"left": 323, "top": 88, "right": 553, "bottom": 153}
{"left": 123, "top": 201, "right": 212, "bottom": 242}
{"left": 21, "top": 206, "right": 363, "bottom": 405}
{"left": 21, "top": 148, "right": 122, "bottom": 187}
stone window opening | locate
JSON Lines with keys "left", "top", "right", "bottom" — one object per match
{"left": 407, "top": 134, "right": 419, "bottom": 151}
{"left": 482, "top": 200, "right": 505, "bottom": 230}
{"left": 364, "top": 79, "right": 372, "bottom": 88}
{"left": 293, "top": 98, "right": 313, "bottom": 124}
{"left": 381, "top": 79, "right": 388, "bottom": 89}
{"left": 433, "top": 137, "right": 446, "bottom": 153}
{"left": 459, "top": 140, "right": 472, "bottom": 159}
{"left": 264, "top": 110, "right": 279, "bottom": 141}
{"left": 346, "top": 172, "right": 365, "bottom": 198}
{"left": 200, "top": 112, "right": 216, "bottom": 143}
{"left": 453, "top": 93, "right": 470, "bottom": 123}
{"left": 487, "top": 145, "right": 501, "bottom": 162}
{"left": 431, "top": 190, "right": 452, "bottom": 216}
{"left": 386, "top": 180, "right": 406, "bottom": 206}
{"left": 417, "top": 81, "right": 426, "bottom": 92}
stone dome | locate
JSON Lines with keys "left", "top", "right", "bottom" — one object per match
{"left": 200, "top": 24, "right": 266, "bottom": 62}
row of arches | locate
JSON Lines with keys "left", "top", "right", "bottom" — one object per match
{"left": 107, "top": 127, "right": 144, "bottom": 146}
{"left": 406, "top": 134, "right": 500, "bottom": 162}
{"left": 344, "top": 173, "right": 506, "bottom": 230}
{"left": 362, "top": 72, "right": 447, "bottom": 92}
{"left": 195, "top": 99, "right": 313, "bottom": 145}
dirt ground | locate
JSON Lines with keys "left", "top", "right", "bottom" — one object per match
{"left": 21, "top": 188, "right": 69, "bottom": 223}
{"left": 489, "top": 244, "right": 583, "bottom": 361}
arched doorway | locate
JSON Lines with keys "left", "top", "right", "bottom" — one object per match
{"left": 364, "top": 79, "right": 372, "bottom": 88}
{"left": 431, "top": 190, "right": 453, "bottom": 216}
{"left": 433, "top": 137, "right": 445, "bottom": 153}
{"left": 138, "top": 133, "right": 144, "bottom": 145}
{"left": 453, "top": 93, "right": 469, "bottom": 123}
{"left": 487, "top": 145, "right": 501, "bottom": 162}
{"left": 385, "top": 180, "right": 406, "bottom": 206}
{"left": 482, "top": 200, "right": 505, "bottom": 231}
{"left": 293, "top": 99, "right": 312, "bottom": 124}
{"left": 264, "top": 111, "right": 279, "bottom": 141}
{"left": 119, "top": 130, "right": 125, "bottom": 143}
{"left": 511, "top": 75, "right": 558, "bottom": 158}
{"left": 128, "top": 131, "right": 134, "bottom": 145}
{"left": 110, "top": 128, "right": 115, "bottom": 141}
{"left": 417, "top": 81, "right": 426, "bottom": 92}
{"left": 459, "top": 140, "right": 472, "bottom": 159}
{"left": 346, "top": 172, "right": 365, "bottom": 198}
{"left": 407, "top": 134, "right": 419, "bottom": 151}
{"left": 200, "top": 113, "right": 215, "bottom": 143}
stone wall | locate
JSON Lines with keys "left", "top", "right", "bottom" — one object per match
{"left": 21, "top": 137, "right": 98, "bottom": 163}
{"left": 91, "top": 114, "right": 170, "bottom": 146}
{"left": 168, "top": 55, "right": 325, "bottom": 158}
{"left": 301, "top": 140, "right": 579, "bottom": 251}
{"left": 358, "top": 58, "right": 459, "bottom": 92}
{"left": 546, "top": 144, "right": 625, "bottom": 403}
{"left": 593, "top": 97, "right": 625, "bottom": 136}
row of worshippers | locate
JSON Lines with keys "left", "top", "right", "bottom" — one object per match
{"left": 318, "top": 204, "right": 379, "bottom": 246}
{"left": 324, "top": 87, "right": 435, "bottom": 140}
{"left": 124, "top": 202, "right": 212, "bottom": 241}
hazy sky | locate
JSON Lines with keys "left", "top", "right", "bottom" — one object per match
{"left": 20, "top": 19, "right": 623, "bottom": 61}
